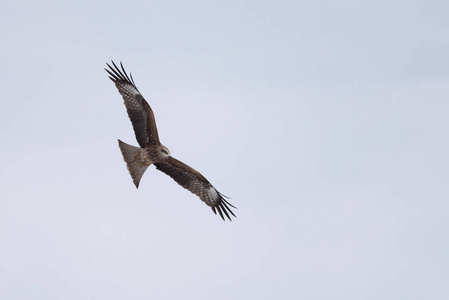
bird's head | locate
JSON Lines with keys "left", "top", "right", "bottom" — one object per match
{"left": 160, "top": 145, "right": 171, "bottom": 158}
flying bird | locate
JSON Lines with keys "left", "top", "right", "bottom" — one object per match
{"left": 105, "top": 61, "right": 236, "bottom": 221}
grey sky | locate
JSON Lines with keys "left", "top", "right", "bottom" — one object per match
{"left": 1, "top": 0, "right": 449, "bottom": 299}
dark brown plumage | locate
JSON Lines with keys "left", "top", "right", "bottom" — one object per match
{"left": 106, "top": 61, "right": 236, "bottom": 221}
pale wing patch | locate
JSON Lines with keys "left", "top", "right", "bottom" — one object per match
{"left": 116, "top": 82, "right": 142, "bottom": 110}
{"left": 118, "top": 83, "right": 140, "bottom": 97}
{"left": 208, "top": 186, "right": 219, "bottom": 203}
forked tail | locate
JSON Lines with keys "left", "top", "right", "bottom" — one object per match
{"left": 118, "top": 140, "right": 151, "bottom": 188}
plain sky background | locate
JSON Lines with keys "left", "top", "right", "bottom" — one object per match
{"left": 1, "top": 0, "right": 449, "bottom": 299}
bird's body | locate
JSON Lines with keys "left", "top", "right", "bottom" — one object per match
{"left": 106, "top": 61, "right": 235, "bottom": 221}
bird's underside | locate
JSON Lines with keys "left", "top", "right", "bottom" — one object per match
{"left": 105, "top": 61, "right": 236, "bottom": 221}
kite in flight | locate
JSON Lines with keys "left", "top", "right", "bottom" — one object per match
{"left": 105, "top": 61, "right": 236, "bottom": 221}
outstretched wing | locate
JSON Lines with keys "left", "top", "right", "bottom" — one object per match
{"left": 154, "top": 156, "right": 236, "bottom": 221}
{"left": 106, "top": 61, "right": 160, "bottom": 147}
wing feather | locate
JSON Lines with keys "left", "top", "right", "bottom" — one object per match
{"left": 154, "top": 156, "right": 236, "bottom": 221}
{"left": 106, "top": 61, "right": 160, "bottom": 147}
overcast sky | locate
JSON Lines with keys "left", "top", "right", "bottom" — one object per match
{"left": 1, "top": 0, "right": 449, "bottom": 299}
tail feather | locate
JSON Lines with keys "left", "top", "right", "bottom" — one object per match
{"left": 118, "top": 139, "right": 150, "bottom": 188}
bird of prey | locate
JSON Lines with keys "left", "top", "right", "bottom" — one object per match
{"left": 105, "top": 61, "right": 236, "bottom": 221}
